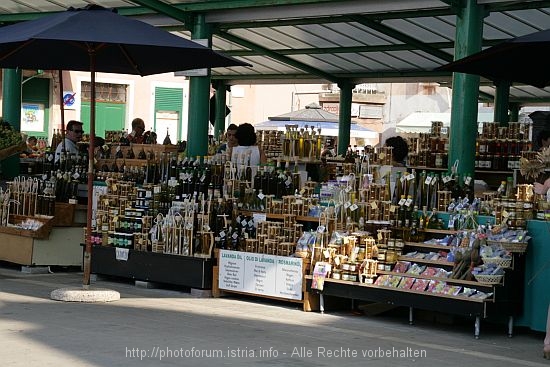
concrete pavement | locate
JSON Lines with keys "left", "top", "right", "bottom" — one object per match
{"left": 0, "top": 262, "right": 547, "bottom": 367}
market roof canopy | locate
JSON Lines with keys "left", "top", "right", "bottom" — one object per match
{"left": 268, "top": 102, "right": 339, "bottom": 122}
{"left": 396, "top": 112, "right": 494, "bottom": 133}
{"left": 255, "top": 102, "right": 379, "bottom": 143}
{"left": 2, "top": 1, "right": 550, "bottom": 104}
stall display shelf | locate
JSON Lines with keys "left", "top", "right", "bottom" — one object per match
{"left": 305, "top": 226, "right": 524, "bottom": 338}
{"left": 90, "top": 245, "right": 213, "bottom": 289}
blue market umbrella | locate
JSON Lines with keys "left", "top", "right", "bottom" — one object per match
{"left": 0, "top": 5, "right": 250, "bottom": 286}
{"left": 436, "top": 28, "right": 550, "bottom": 88}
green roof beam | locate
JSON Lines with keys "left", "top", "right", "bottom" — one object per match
{"left": 218, "top": 31, "right": 342, "bottom": 84}
{"left": 346, "top": 15, "right": 454, "bottom": 63}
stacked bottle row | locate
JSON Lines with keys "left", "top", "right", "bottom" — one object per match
{"left": 279, "top": 124, "right": 324, "bottom": 160}
{"left": 390, "top": 170, "right": 474, "bottom": 214}
{"left": 476, "top": 122, "right": 531, "bottom": 171}
{"left": 475, "top": 122, "right": 532, "bottom": 171}
{"left": 407, "top": 121, "right": 449, "bottom": 168}
{"left": 406, "top": 121, "right": 532, "bottom": 171}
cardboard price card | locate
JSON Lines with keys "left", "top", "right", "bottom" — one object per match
{"left": 311, "top": 262, "right": 332, "bottom": 291}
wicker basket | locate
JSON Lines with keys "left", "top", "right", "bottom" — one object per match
{"left": 474, "top": 274, "right": 504, "bottom": 284}
{"left": 482, "top": 256, "right": 512, "bottom": 268}
{"left": 0, "top": 141, "right": 26, "bottom": 160}
{"left": 486, "top": 240, "right": 528, "bottom": 253}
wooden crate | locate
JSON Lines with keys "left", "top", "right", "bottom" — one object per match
{"left": 0, "top": 214, "right": 54, "bottom": 239}
{"left": 51, "top": 202, "right": 76, "bottom": 227}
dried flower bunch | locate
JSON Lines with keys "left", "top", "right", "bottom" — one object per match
{"left": 519, "top": 147, "right": 550, "bottom": 180}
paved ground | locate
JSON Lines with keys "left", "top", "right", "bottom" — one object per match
{"left": 0, "top": 262, "right": 547, "bottom": 367}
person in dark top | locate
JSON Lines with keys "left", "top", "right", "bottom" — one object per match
{"left": 536, "top": 130, "right": 550, "bottom": 150}
{"left": 128, "top": 118, "right": 146, "bottom": 144}
{"left": 217, "top": 123, "right": 238, "bottom": 155}
{"left": 385, "top": 135, "right": 409, "bottom": 166}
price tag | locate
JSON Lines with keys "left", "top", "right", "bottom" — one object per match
{"left": 443, "top": 175, "right": 451, "bottom": 183}
{"left": 464, "top": 176, "right": 472, "bottom": 186}
{"left": 400, "top": 175, "right": 406, "bottom": 183}
{"left": 350, "top": 203, "right": 358, "bottom": 211}
{"left": 377, "top": 232, "right": 383, "bottom": 240}
{"left": 252, "top": 213, "right": 266, "bottom": 224}
{"left": 334, "top": 256, "right": 341, "bottom": 266}
{"left": 345, "top": 186, "right": 352, "bottom": 193}
{"left": 241, "top": 218, "right": 248, "bottom": 226}
{"left": 344, "top": 201, "right": 351, "bottom": 209}
{"left": 407, "top": 173, "right": 415, "bottom": 181}
{"left": 300, "top": 188, "right": 306, "bottom": 195}
{"left": 232, "top": 232, "right": 239, "bottom": 239}
{"left": 398, "top": 198, "right": 406, "bottom": 206}
{"left": 405, "top": 198, "right": 413, "bottom": 207}
{"left": 447, "top": 217, "right": 455, "bottom": 229}
{"left": 115, "top": 248, "right": 129, "bottom": 261}
{"left": 371, "top": 201, "right": 378, "bottom": 210}
{"left": 425, "top": 176, "right": 432, "bottom": 185}
{"left": 317, "top": 225, "right": 326, "bottom": 233}
{"left": 323, "top": 249, "right": 330, "bottom": 259}
{"left": 257, "top": 192, "right": 265, "bottom": 200}
{"left": 502, "top": 210, "right": 510, "bottom": 218}
{"left": 390, "top": 205, "right": 397, "bottom": 213}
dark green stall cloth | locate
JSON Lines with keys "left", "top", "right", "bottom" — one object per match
{"left": 516, "top": 220, "right": 550, "bottom": 332}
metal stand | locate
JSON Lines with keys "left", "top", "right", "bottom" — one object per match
{"left": 474, "top": 316, "right": 481, "bottom": 339}
{"left": 320, "top": 293, "right": 325, "bottom": 314}
{"left": 409, "top": 306, "right": 414, "bottom": 325}
{"left": 507, "top": 316, "right": 514, "bottom": 338}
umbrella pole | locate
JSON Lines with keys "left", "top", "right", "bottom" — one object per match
{"left": 59, "top": 70, "right": 66, "bottom": 154}
{"left": 83, "top": 51, "right": 96, "bottom": 288}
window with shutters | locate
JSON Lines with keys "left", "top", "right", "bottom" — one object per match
{"left": 81, "top": 82, "right": 127, "bottom": 103}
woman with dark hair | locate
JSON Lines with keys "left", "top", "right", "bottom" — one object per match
{"left": 231, "top": 123, "right": 267, "bottom": 167}
{"left": 536, "top": 130, "right": 550, "bottom": 150}
{"left": 385, "top": 135, "right": 409, "bottom": 166}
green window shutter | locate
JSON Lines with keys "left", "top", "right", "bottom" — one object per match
{"left": 154, "top": 87, "right": 183, "bottom": 141}
{"left": 81, "top": 102, "right": 126, "bottom": 138}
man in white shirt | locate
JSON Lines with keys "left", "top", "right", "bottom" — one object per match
{"left": 55, "top": 120, "right": 84, "bottom": 164}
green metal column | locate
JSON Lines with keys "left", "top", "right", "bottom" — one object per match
{"left": 448, "top": 1, "right": 484, "bottom": 179}
{"left": 213, "top": 81, "right": 227, "bottom": 140}
{"left": 494, "top": 80, "right": 510, "bottom": 126}
{"left": 509, "top": 103, "right": 520, "bottom": 122}
{"left": 1, "top": 68, "right": 22, "bottom": 179}
{"left": 337, "top": 82, "right": 353, "bottom": 156}
{"left": 187, "top": 14, "right": 212, "bottom": 158}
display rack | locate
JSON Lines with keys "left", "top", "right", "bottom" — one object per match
{"left": 91, "top": 245, "right": 213, "bottom": 289}
{"left": 305, "top": 227, "right": 525, "bottom": 338}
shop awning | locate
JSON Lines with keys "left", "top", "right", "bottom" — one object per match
{"left": 396, "top": 112, "right": 494, "bottom": 133}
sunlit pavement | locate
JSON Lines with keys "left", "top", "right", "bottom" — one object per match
{"left": 0, "top": 264, "right": 546, "bottom": 367}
